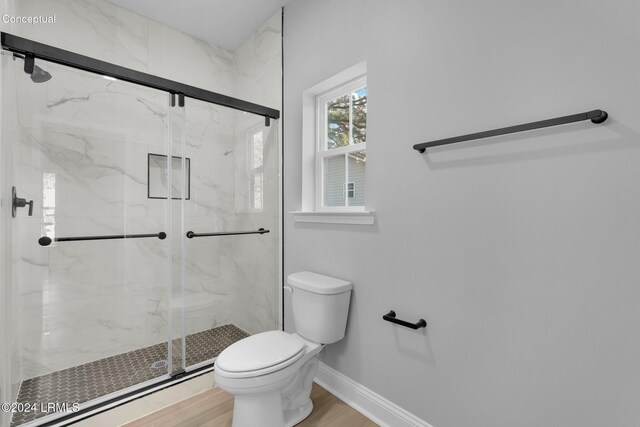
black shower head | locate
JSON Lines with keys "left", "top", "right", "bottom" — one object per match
{"left": 30, "top": 65, "right": 52, "bottom": 83}
{"left": 14, "top": 53, "right": 52, "bottom": 83}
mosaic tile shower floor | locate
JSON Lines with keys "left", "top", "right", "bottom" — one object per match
{"left": 10, "top": 324, "right": 249, "bottom": 426}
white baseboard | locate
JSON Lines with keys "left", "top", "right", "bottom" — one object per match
{"left": 314, "top": 362, "right": 433, "bottom": 427}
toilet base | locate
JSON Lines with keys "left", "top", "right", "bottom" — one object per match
{"left": 231, "top": 392, "right": 284, "bottom": 427}
{"left": 282, "top": 355, "right": 318, "bottom": 425}
{"left": 285, "top": 398, "right": 313, "bottom": 427}
{"left": 222, "top": 354, "right": 320, "bottom": 427}
{"left": 230, "top": 394, "right": 313, "bottom": 427}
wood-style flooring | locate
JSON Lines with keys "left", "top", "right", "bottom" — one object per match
{"left": 124, "top": 382, "right": 378, "bottom": 427}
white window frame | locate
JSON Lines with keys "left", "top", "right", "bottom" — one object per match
{"left": 315, "top": 76, "right": 367, "bottom": 212}
{"left": 291, "top": 61, "right": 374, "bottom": 225}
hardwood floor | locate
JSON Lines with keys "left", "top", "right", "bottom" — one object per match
{"left": 123, "top": 382, "right": 377, "bottom": 427}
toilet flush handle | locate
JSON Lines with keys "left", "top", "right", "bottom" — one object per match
{"left": 283, "top": 285, "right": 293, "bottom": 294}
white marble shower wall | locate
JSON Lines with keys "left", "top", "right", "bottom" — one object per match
{"left": 4, "top": 0, "right": 282, "bottom": 379}
{"left": 180, "top": 98, "right": 236, "bottom": 336}
{"left": 232, "top": 10, "right": 283, "bottom": 335}
{"left": 227, "top": 115, "right": 280, "bottom": 335}
{"left": 179, "top": 101, "right": 280, "bottom": 338}
{"left": 234, "top": 11, "right": 282, "bottom": 110}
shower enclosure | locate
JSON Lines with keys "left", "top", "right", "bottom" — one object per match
{"left": 0, "top": 34, "right": 280, "bottom": 427}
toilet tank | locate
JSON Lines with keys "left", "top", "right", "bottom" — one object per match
{"left": 287, "top": 271, "right": 352, "bottom": 344}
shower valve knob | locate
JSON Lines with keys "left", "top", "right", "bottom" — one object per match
{"left": 12, "top": 186, "right": 34, "bottom": 217}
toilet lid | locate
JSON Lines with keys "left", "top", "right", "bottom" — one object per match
{"left": 215, "top": 331, "right": 305, "bottom": 374}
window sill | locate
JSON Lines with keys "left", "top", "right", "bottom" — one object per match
{"left": 290, "top": 210, "right": 375, "bottom": 225}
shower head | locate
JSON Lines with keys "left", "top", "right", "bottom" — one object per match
{"left": 30, "top": 65, "right": 52, "bottom": 83}
{"left": 13, "top": 53, "right": 52, "bottom": 83}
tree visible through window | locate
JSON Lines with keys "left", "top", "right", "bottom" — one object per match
{"left": 326, "top": 87, "right": 367, "bottom": 149}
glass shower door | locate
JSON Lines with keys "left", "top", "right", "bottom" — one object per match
{"left": 180, "top": 98, "right": 280, "bottom": 370}
{"left": 2, "top": 54, "right": 175, "bottom": 426}
{"left": 1, "top": 46, "right": 281, "bottom": 427}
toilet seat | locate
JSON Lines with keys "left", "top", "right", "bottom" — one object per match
{"left": 215, "top": 331, "right": 306, "bottom": 379}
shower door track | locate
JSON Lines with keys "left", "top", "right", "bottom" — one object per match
{"left": 0, "top": 32, "right": 280, "bottom": 121}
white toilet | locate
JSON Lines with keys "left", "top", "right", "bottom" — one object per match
{"left": 214, "top": 271, "right": 352, "bottom": 427}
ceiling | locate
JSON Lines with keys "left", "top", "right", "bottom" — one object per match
{"left": 105, "top": 0, "right": 289, "bottom": 51}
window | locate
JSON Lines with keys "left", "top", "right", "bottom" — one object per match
{"left": 316, "top": 76, "right": 367, "bottom": 211}
{"left": 42, "top": 172, "right": 56, "bottom": 241}
{"left": 250, "top": 128, "right": 264, "bottom": 210}
{"left": 294, "top": 62, "right": 374, "bottom": 225}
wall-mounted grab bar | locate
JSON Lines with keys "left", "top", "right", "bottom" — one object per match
{"left": 186, "top": 228, "right": 270, "bottom": 238}
{"left": 383, "top": 310, "right": 427, "bottom": 330}
{"left": 413, "top": 109, "right": 608, "bottom": 153}
{"left": 38, "top": 232, "right": 167, "bottom": 246}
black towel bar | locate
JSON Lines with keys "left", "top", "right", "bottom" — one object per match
{"left": 38, "top": 232, "right": 167, "bottom": 246}
{"left": 383, "top": 310, "right": 427, "bottom": 330}
{"left": 413, "top": 109, "right": 608, "bottom": 153}
{"left": 186, "top": 228, "right": 270, "bottom": 238}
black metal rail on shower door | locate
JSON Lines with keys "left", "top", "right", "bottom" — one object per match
{"left": 383, "top": 310, "right": 427, "bottom": 330}
{"left": 186, "top": 228, "right": 270, "bottom": 238}
{"left": 413, "top": 109, "right": 608, "bottom": 153}
{"left": 0, "top": 32, "right": 280, "bottom": 121}
{"left": 38, "top": 232, "right": 167, "bottom": 247}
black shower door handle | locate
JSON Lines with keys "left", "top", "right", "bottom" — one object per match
{"left": 186, "top": 228, "right": 270, "bottom": 238}
{"left": 38, "top": 232, "right": 167, "bottom": 246}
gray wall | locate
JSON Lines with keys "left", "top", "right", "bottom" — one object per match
{"left": 283, "top": 1, "right": 640, "bottom": 426}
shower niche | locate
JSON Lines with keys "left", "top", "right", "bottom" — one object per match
{"left": 0, "top": 34, "right": 280, "bottom": 427}
{"left": 148, "top": 153, "right": 191, "bottom": 200}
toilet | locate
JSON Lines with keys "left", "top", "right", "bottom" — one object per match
{"left": 214, "top": 271, "right": 352, "bottom": 427}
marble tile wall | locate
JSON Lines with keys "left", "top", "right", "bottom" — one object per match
{"left": 1, "top": 0, "right": 282, "bottom": 383}
{"left": 232, "top": 10, "right": 283, "bottom": 335}
{"left": 234, "top": 11, "right": 283, "bottom": 110}
{"left": 228, "top": 117, "right": 280, "bottom": 335}
{"left": 17, "top": 0, "right": 149, "bottom": 73}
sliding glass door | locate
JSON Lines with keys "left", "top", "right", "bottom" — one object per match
{"left": 2, "top": 54, "right": 174, "bottom": 426}
{"left": 0, "top": 46, "right": 280, "bottom": 427}
{"left": 181, "top": 99, "right": 280, "bottom": 370}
